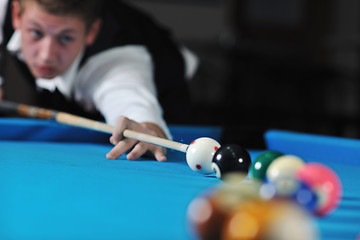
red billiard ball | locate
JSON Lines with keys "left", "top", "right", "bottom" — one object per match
{"left": 296, "top": 163, "right": 343, "bottom": 216}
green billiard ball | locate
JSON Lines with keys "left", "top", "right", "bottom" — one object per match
{"left": 250, "top": 151, "right": 283, "bottom": 180}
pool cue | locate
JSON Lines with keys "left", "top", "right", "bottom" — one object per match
{"left": 0, "top": 101, "right": 189, "bottom": 153}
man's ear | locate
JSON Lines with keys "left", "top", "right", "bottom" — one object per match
{"left": 12, "top": 0, "right": 22, "bottom": 29}
{"left": 85, "top": 19, "right": 102, "bottom": 46}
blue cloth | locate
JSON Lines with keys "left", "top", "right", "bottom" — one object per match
{"left": 0, "top": 119, "right": 359, "bottom": 239}
{"left": 0, "top": 118, "right": 222, "bottom": 240}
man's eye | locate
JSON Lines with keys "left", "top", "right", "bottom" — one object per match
{"left": 59, "top": 35, "right": 74, "bottom": 45}
{"left": 30, "top": 29, "right": 42, "bottom": 39}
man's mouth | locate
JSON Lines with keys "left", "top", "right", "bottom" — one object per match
{"left": 37, "top": 66, "right": 54, "bottom": 75}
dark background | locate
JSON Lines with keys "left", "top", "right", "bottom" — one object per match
{"left": 132, "top": 0, "right": 360, "bottom": 148}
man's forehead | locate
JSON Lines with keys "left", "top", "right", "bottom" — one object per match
{"left": 21, "top": 1, "right": 87, "bottom": 32}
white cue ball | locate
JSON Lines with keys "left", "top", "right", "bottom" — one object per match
{"left": 186, "top": 137, "right": 221, "bottom": 175}
{"left": 266, "top": 155, "right": 305, "bottom": 196}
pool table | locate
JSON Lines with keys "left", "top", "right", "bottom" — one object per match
{"left": 0, "top": 118, "right": 359, "bottom": 240}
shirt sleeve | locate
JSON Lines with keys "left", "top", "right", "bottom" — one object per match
{"left": 0, "top": 0, "right": 9, "bottom": 86}
{"left": 74, "top": 45, "right": 171, "bottom": 139}
{"left": 0, "top": 0, "right": 9, "bottom": 45}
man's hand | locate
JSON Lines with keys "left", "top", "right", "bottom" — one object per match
{"left": 106, "top": 116, "right": 167, "bottom": 162}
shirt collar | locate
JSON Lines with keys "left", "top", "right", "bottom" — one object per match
{"left": 7, "top": 29, "right": 23, "bottom": 59}
{"left": 6, "top": 30, "right": 83, "bottom": 99}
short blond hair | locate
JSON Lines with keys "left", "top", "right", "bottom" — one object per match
{"left": 17, "top": 0, "right": 102, "bottom": 28}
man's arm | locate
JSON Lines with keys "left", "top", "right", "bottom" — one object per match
{"left": 74, "top": 46, "right": 171, "bottom": 161}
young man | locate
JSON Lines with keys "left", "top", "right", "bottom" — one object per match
{"left": 0, "top": 0, "right": 197, "bottom": 161}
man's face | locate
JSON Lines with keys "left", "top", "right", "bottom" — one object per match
{"left": 12, "top": 1, "right": 100, "bottom": 79}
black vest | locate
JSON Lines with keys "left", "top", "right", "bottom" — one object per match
{"left": 0, "top": 0, "right": 191, "bottom": 123}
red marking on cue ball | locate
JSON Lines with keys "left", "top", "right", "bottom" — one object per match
{"left": 214, "top": 146, "right": 219, "bottom": 151}
{"left": 191, "top": 140, "right": 196, "bottom": 145}
{"left": 196, "top": 164, "right": 202, "bottom": 170}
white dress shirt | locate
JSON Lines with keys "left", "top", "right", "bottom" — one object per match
{"left": 5, "top": 29, "right": 171, "bottom": 138}
{"left": 0, "top": 0, "right": 8, "bottom": 44}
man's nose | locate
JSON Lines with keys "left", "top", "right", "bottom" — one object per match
{"left": 38, "top": 37, "right": 56, "bottom": 63}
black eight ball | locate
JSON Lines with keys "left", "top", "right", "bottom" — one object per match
{"left": 212, "top": 144, "right": 251, "bottom": 179}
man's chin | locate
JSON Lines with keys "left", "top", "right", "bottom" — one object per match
{"left": 38, "top": 75, "right": 56, "bottom": 79}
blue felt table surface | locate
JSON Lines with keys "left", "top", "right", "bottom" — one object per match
{"left": 0, "top": 141, "right": 213, "bottom": 240}
{"left": 0, "top": 119, "right": 360, "bottom": 240}
{"left": 0, "top": 119, "right": 223, "bottom": 240}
